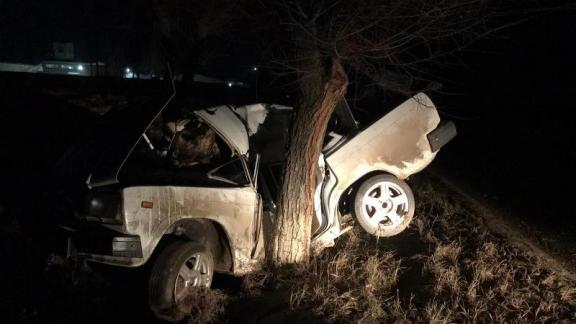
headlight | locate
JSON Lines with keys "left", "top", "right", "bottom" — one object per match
{"left": 83, "top": 192, "right": 122, "bottom": 224}
{"left": 87, "top": 196, "right": 105, "bottom": 214}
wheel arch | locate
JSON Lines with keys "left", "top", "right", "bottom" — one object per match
{"left": 157, "top": 218, "right": 234, "bottom": 273}
{"left": 337, "top": 169, "right": 397, "bottom": 215}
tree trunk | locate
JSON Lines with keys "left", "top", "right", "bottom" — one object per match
{"left": 270, "top": 59, "right": 348, "bottom": 264}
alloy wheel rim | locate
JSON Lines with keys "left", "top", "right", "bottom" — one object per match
{"left": 361, "top": 181, "right": 409, "bottom": 232}
{"left": 173, "top": 252, "right": 212, "bottom": 305}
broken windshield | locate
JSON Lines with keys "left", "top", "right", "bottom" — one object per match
{"left": 118, "top": 107, "right": 249, "bottom": 187}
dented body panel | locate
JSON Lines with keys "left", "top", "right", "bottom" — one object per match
{"left": 81, "top": 186, "right": 262, "bottom": 274}
{"left": 325, "top": 93, "right": 439, "bottom": 181}
{"left": 195, "top": 107, "right": 250, "bottom": 155}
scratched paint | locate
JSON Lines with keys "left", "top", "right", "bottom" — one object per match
{"left": 93, "top": 186, "right": 261, "bottom": 274}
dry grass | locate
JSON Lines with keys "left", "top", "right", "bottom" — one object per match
{"left": 288, "top": 236, "right": 401, "bottom": 322}
{"left": 240, "top": 176, "right": 576, "bottom": 323}
{"left": 181, "top": 288, "right": 228, "bottom": 324}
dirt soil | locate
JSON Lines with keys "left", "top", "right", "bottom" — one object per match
{"left": 1, "top": 173, "right": 575, "bottom": 323}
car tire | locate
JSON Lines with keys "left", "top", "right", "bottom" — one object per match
{"left": 353, "top": 174, "right": 415, "bottom": 237}
{"left": 147, "top": 240, "right": 214, "bottom": 322}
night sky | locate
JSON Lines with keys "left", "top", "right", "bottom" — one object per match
{"left": 435, "top": 9, "right": 576, "bottom": 246}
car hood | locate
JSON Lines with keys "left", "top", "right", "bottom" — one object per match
{"left": 87, "top": 103, "right": 264, "bottom": 188}
{"left": 62, "top": 81, "right": 292, "bottom": 188}
{"left": 87, "top": 92, "right": 176, "bottom": 187}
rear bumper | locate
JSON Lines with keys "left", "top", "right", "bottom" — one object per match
{"left": 427, "top": 121, "right": 457, "bottom": 152}
{"left": 60, "top": 221, "right": 144, "bottom": 267}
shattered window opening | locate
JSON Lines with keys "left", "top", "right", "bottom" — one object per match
{"left": 119, "top": 108, "right": 248, "bottom": 187}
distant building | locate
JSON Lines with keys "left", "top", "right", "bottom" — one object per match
{"left": 41, "top": 61, "right": 105, "bottom": 76}
{"left": 0, "top": 62, "right": 43, "bottom": 73}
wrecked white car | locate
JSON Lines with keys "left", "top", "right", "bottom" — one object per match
{"left": 59, "top": 92, "right": 455, "bottom": 321}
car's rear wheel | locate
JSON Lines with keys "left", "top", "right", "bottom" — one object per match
{"left": 148, "top": 240, "right": 214, "bottom": 322}
{"left": 353, "top": 174, "right": 415, "bottom": 237}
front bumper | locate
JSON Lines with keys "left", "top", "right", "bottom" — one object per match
{"left": 61, "top": 221, "right": 143, "bottom": 265}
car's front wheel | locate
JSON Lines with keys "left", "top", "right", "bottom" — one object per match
{"left": 353, "top": 174, "right": 415, "bottom": 237}
{"left": 147, "top": 240, "right": 214, "bottom": 322}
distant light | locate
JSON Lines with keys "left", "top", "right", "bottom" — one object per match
{"left": 227, "top": 82, "right": 233, "bottom": 87}
{"left": 77, "top": 65, "right": 84, "bottom": 71}
{"left": 124, "top": 67, "right": 134, "bottom": 79}
{"left": 252, "top": 67, "right": 258, "bottom": 71}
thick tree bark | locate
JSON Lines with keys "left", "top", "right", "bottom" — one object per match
{"left": 270, "top": 59, "right": 348, "bottom": 264}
